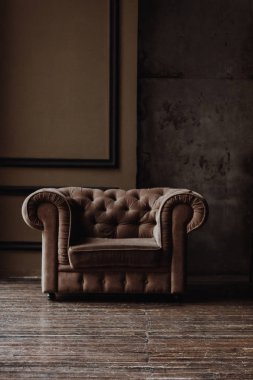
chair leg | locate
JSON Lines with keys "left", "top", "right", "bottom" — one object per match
{"left": 47, "top": 292, "right": 56, "bottom": 301}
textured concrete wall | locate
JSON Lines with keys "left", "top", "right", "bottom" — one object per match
{"left": 138, "top": 0, "right": 253, "bottom": 275}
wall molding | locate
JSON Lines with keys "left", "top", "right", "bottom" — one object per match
{"left": 0, "top": 186, "right": 47, "bottom": 196}
{"left": 0, "top": 0, "right": 119, "bottom": 168}
{"left": 0, "top": 241, "right": 41, "bottom": 251}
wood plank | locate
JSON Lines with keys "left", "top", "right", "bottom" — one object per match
{"left": 0, "top": 280, "right": 252, "bottom": 379}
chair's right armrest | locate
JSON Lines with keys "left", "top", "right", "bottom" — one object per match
{"left": 22, "top": 188, "right": 83, "bottom": 293}
{"left": 153, "top": 189, "right": 208, "bottom": 294}
{"left": 22, "top": 188, "right": 73, "bottom": 265}
{"left": 153, "top": 189, "right": 208, "bottom": 248}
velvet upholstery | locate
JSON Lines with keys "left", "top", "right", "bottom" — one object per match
{"left": 22, "top": 187, "right": 208, "bottom": 297}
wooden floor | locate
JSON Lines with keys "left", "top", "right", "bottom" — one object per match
{"left": 0, "top": 280, "right": 252, "bottom": 379}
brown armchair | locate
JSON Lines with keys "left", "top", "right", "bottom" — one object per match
{"left": 22, "top": 187, "right": 208, "bottom": 300}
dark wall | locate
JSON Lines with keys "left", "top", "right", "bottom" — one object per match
{"left": 138, "top": 0, "right": 253, "bottom": 275}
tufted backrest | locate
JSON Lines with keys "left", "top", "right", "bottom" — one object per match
{"left": 59, "top": 187, "right": 167, "bottom": 239}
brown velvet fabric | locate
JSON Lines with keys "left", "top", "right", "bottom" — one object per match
{"left": 68, "top": 237, "right": 162, "bottom": 269}
{"left": 22, "top": 187, "right": 208, "bottom": 295}
{"left": 37, "top": 204, "right": 58, "bottom": 293}
{"left": 58, "top": 271, "right": 171, "bottom": 294}
{"left": 170, "top": 204, "right": 193, "bottom": 293}
{"left": 60, "top": 187, "right": 162, "bottom": 239}
{"left": 22, "top": 188, "right": 71, "bottom": 265}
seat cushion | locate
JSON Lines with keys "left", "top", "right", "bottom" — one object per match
{"left": 68, "top": 238, "right": 162, "bottom": 269}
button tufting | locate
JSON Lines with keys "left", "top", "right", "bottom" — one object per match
{"left": 80, "top": 188, "right": 159, "bottom": 239}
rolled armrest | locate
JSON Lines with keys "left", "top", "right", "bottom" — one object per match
{"left": 154, "top": 189, "right": 208, "bottom": 247}
{"left": 153, "top": 189, "right": 208, "bottom": 294}
{"left": 22, "top": 188, "right": 72, "bottom": 265}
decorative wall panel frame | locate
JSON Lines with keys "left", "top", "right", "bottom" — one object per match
{"left": 0, "top": 0, "right": 119, "bottom": 168}
{"left": 0, "top": 186, "right": 43, "bottom": 252}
